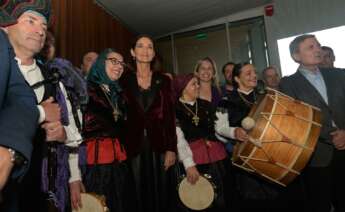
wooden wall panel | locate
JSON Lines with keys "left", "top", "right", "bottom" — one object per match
{"left": 51, "top": 0, "right": 135, "bottom": 67}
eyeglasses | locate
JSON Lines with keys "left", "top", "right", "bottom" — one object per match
{"left": 106, "top": 58, "right": 126, "bottom": 66}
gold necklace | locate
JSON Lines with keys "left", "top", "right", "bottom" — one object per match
{"left": 238, "top": 90, "right": 257, "bottom": 107}
{"left": 100, "top": 85, "right": 121, "bottom": 122}
{"left": 181, "top": 100, "right": 200, "bottom": 126}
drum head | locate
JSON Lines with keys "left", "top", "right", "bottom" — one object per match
{"left": 72, "top": 193, "right": 107, "bottom": 212}
{"left": 178, "top": 176, "right": 215, "bottom": 210}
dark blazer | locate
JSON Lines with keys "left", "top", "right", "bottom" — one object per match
{"left": 279, "top": 68, "right": 345, "bottom": 167}
{"left": 120, "top": 71, "right": 177, "bottom": 158}
{"left": 0, "top": 29, "right": 39, "bottom": 178}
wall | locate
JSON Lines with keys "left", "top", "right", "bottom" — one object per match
{"left": 265, "top": 0, "right": 345, "bottom": 74}
{"left": 155, "top": 6, "right": 268, "bottom": 79}
{"left": 51, "top": 0, "right": 135, "bottom": 67}
{"left": 174, "top": 26, "right": 228, "bottom": 75}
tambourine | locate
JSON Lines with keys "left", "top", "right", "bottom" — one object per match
{"left": 72, "top": 193, "right": 109, "bottom": 212}
{"left": 177, "top": 174, "right": 216, "bottom": 210}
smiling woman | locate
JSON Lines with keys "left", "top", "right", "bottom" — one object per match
{"left": 193, "top": 57, "right": 222, "bottom": 108}
{"left": 105, "top": 52, "right": 125, "bottom": 81}
{"left": 82, "top": 48, "right": 135, "bottom": 212}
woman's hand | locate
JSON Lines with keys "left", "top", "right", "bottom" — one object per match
{"left": 186, "top": 166, "right": 200, "bottom": 185}
{"left": 234, "top": 127, "right": 249, "bottom": 142}
{"left": 69, "top": 180, "right": 85, "bottom": 210}
{"left": 164, "top": 151, "right": 176, "bottom": 170}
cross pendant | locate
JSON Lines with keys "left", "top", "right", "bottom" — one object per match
{"left": 192, "top": 115, "right": 199, "bottom": 126}
{"left": 113, "top": 110, "right": 120, "bottom": 122}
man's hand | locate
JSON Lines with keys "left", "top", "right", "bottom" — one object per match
{"left": 164, "top": 151, "right": 176, "bottom": 171}
{"left": 0, "top": 147, "right": 14, "bottom": 190}
{"left": 69, "top": 180, "right": 85, "bottom": 210}
{"left": 331, "top": 129, "right": 345, "bottom": 150}
{"left": 41, "top": 121, "right": 66, "bottom": 142}
{"left": 40, "top": 97, "right": 60, "bottom": 122}
{"left": 186, "top": 166, "right": 200, "bottom": 185}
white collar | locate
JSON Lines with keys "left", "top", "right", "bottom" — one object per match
{"left": 15, "top": 57, "right": 38, "bottom": 73}
{"left": 179, "top": 97, "right": 196, "bottom": 106}
{"left": 237, "top": 88, "right": 254, "bottom": 95}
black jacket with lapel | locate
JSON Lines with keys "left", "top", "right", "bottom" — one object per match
{"left": 279, "top": 68, "right": 345, "bottom": 167}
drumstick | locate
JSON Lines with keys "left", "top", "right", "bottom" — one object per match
{"left": 241, "top": 117, "right": 262, "bottom": 148}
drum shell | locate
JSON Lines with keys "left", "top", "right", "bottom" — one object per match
{"left": 232, "top": 89, "right": 321, "bottom": 186}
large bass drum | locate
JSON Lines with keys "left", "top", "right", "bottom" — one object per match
{"left": 232, "top": 88, "right": 321, "bottom": 186}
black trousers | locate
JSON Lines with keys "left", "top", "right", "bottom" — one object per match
{"left": 303, "top": 150, "right": 345, "bottom": 212}
{"left": 231, "top": 171, "right": 306, "bottom": 212}
{"left": 0, "top": 181, "right": 19, "bottom": 212}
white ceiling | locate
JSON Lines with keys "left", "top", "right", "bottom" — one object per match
{"left": 95, "top": 0, "right": 272, "bottom": 37}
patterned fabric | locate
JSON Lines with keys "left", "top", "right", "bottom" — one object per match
{"left": 0, "top": 0, "right": 51, "bottom": 27}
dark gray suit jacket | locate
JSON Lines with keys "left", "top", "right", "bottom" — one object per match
{"left": 279, "top": 68, "right": 345, "bottom": 167}
{"left": 0, "top": 29, "right": 39, "bottom": 178}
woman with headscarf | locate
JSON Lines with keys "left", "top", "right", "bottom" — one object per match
{"left": 81, "top": 48, "right": 134, "bottom": 212}
{"left": 173, "top": 73, "right": 248, "bottom": 211}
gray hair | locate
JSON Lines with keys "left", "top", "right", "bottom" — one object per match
{"left": 289, "top": 34, "right": 315, "bottom": 57}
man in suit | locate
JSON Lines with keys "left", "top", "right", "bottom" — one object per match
{"left": 279, "top": 34, "right": 345, "bottom": 212}
{"left": 1, "top": 1, "right": 84, "bottom": 211}
{"left": 0, "top": 1, "right": 63, "bottom": 211}
{"left": 0, "top": 8, "right": 40, "bottom": 190}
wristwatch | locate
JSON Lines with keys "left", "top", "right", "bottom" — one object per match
{"left": 7, "top": 148, "right": 26, "bottom": 166}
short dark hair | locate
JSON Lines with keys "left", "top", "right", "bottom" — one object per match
{"left": 231, "top": 62, "right": 250, "bottom": 89}
{"left": 289, "top": 34, "right": 315, "bottom": 57}
{"left": 221, "top": 62, "right": 235, "bottom": 74}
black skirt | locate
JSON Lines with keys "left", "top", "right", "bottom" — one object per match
{"left": 129, "top": 137, "right": 179, "bottom": 212}
{"left": 83, "top": 162, "right": 136, "bottom": 212}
